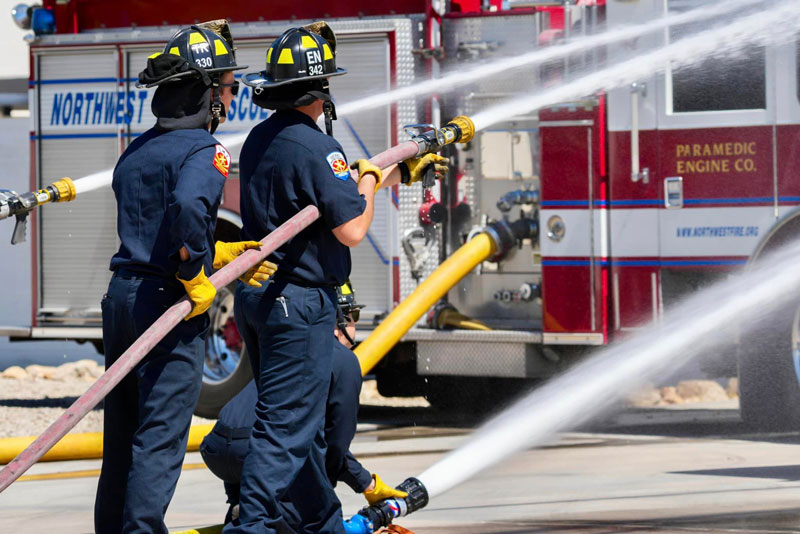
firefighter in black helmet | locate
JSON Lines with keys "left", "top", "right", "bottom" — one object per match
{"left": 226, "top": 22, "right": 446, "bottom": 534}
{"left": 96, "top": 21, "right": 276, "bottom": 534}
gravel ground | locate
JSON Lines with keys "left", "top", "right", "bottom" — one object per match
{"left": 0, "top": 368, "right": 428, "bottom": 438}
{"left": 0, "top": 376, "right": 218, "bottom": 438}
{"left": 0, "top": 363, "right": 731, "bottom": 439}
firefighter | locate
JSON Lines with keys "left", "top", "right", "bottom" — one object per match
{"left": 96, "top": 22, "right": 276, "bottom": 534}
{"left": 226, "top": 22, "right": 447, "bottom": 534}
{"left": 200, "top": 281, "right": 407, "bottom": 525}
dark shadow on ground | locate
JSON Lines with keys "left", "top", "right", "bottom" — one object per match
{"left": 420, "top": 507, "right": 800, "bottom": 533}
{"left": 0, "top": 397, "right": 103, "bottom": 410}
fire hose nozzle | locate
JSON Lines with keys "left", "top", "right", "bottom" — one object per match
{"left": 442, "top": 115, "right": 475, "bottom": 145}
{"left": 51, "top": 177, "right": 77, "bottom": 203}
{"left": 0, "top": 177, "right": 76, "bottom": 244}
{"left": 346, "top": 477, "right": 429, "bottom": 533}
{"left": 404, "top": 115, "right": 475, "bottom": 156}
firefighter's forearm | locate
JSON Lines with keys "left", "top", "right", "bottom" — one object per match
{"left": 379, "top": 164, "right": 401, "bottom": 189}
{"left": 332, "top": 178, "right": 376, "bottom": 247}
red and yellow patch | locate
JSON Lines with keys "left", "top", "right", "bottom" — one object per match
{"left": 213, "top": 144, "right": 231, "bottom": 177}
{"left": 326, "top": 151, "right": 350, "bottom": 180}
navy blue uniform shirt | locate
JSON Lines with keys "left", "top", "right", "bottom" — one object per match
{"left": 109, "top": 127, "right": 228, "bottom": 281}
{"left": 239, "top": 110, "right": 366, "bottom": 286}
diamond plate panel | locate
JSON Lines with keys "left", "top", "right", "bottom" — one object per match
{"left": 415, "top": 328, "right": 555, "bottom": 378}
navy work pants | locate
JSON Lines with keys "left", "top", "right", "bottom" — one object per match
{"left": 95, "top": 273, "right": 206, "bottom": 534}
{"left": 201, "top": 342, "right": 366, "bottom": 512}
{"left": 225, "top": 280, "right": 344, "bottom": 534}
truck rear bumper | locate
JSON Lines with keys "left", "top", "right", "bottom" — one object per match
{"left": 0, "top": 326, "right": 102, "bottom": 340}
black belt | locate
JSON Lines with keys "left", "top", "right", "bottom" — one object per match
{"left": 272, "top": 272, "right": 337, "bottom": 289}
{"left": 212, "top": 423, "right": 252, "bottom": 440}
{"left": 114, "top": 268, "right": 172, "bottom": 281}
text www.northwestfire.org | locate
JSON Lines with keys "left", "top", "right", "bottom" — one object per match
{"left": 676, "top": 226, "right": 759, "bottom": 238}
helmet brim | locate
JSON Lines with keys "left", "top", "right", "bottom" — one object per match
{"left": 137, "top": 64, "right": 249, "bottom": 89}
{"left": 242, "top": 67, "right": 347, "bottom": 88}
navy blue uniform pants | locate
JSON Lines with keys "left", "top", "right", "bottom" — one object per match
{"left": 201, "top": 342, "right": 366, "bottom": 519}
{"left": 226, "top": 280, "right": 344, "bottom": 534}
{"left": 95, "top": 273, "right": 206, "bottom": 534}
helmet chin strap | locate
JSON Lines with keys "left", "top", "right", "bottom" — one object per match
{"left": 209, "top": 76, "right": 223, "bottom": 134}
{"left": 321, "top": 80, "right": 336, "bottom": 137}
{"left": 323, "top": 101, "right": 335, "bottom": 137}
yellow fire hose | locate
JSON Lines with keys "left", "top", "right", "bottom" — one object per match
{"left": 0, "top": 424, "right": 214, "bottom": 465}
{"left": 355, "top": 232, "right": 497, "bottom": 375}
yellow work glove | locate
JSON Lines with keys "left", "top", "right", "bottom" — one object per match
{"left": 350, "top": 159, "right": 382, "bottom": 193}
{"left": 177, "top": 266, "right": 216, "bottom": 321}
{"left": 399, "top": 153, "right": 449, "bottom": 186}
{"left": 241, "top": 259, "right": 278, "bottom": 288}
{"left": 214, "top": 240, "right": 277, "bottom": 288}
{"left": 213, "top": 240, "right": 263, "bottom": 269}
{"left": 363, "top": 473, "right": 408, "bottom": 505}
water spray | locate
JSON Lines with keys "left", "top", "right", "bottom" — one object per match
{"left": 0, "top": 0, "right": 763, "bottom": 212}
{"left": 343, "top": 478, "right": 429, "bottom": 534}
{"left": 471, "top": 0, "right": 800, "bottom": 131}
{"left": 336, "top": 0, "right": 760, "bottom": 119}
{"left": 0, "top": 177, "right": 76, "bottom": 244}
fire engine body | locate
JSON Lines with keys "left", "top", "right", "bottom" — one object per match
{"left": 5, "top": 0, "right": 800, "bottom": 423}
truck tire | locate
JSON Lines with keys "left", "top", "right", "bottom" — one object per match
{"left": 738, "top": 303, "right": 800, "bottom": 431}
{"left": 195, "top": 283, "right": 253, "bottom": 419}
{"left": 737, "top": 209, "right": 800, "bottom": 431}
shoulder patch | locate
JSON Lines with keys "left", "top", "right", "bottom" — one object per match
{"left": 326, "top": 151, "right": 350, "bottom": 180}
{"left": 213, "top": 144, "right": 231, "bottom": 178}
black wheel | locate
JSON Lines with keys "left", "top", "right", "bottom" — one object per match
{"left": 194, "top": 283, "right": 252, "bottom": 418}
{"left": 738, "top": 301, "right": 800, "bottom": 431}
{"left": 737, "top": 212, "right": 800, "bottom": 431}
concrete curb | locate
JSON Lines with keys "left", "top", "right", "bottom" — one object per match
{"left": 0, "top": 424, "right": 215, "bottom": 464}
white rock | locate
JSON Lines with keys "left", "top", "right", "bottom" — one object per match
{"left": 1, "top": 366, "right": 27, "bottom": 379}
{"left": 676, "top": 380, "right": 728, "bottom": 403}
{"left": 660, "top": 386, "right": 683, "bottom": 404}
{"left": 25, "top": 364, "right": 57, "bottom": 380}
{"left": 726, "top": 377, "right": 739, "bottom": 398}
{"left": 627, "top": 385, "right": 662, "bottom": 407}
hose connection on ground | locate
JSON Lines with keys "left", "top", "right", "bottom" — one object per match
{"left": 344, "top": 477, "right": 429, "bottom": 534}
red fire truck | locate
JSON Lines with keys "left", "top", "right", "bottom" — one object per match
{"left": 1, "top": 0, "right": 796, "bottom": 428}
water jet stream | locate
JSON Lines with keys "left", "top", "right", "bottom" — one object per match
{"left": 472, "top": 0, "right": 800, "bottom": 130}
{"left": 335, "top": 0, "right": 760, "bottom": 118}
{"left": 417, "top": 238, "right": 800, "bottom": 499}
{"left": 64, "top": 0, "right": 761, "bottom": 196}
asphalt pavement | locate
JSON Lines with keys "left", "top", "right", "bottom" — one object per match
{"left": 4, "top": 401, "right": 800, "bottom": 533}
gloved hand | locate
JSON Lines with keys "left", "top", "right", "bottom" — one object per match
{"left": 363, "top": 473, "right": 408, "bottom": 505}
{"left": 241, "top": 259, "right": 278, "bottom": 288}
{"left": 350, "top": 159, "right": 382, "bottom": 193}
{"left": 214, "top": 240, "right": 277, "bottom": 288}
{"left": 178, "top": 266, "right": 216, "bottom": 321}
{"left": 399, "top": 153, "right": 449, "bottom": 186}
{"left": 213, "top": 240, "right": 263, "bottom": 269}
